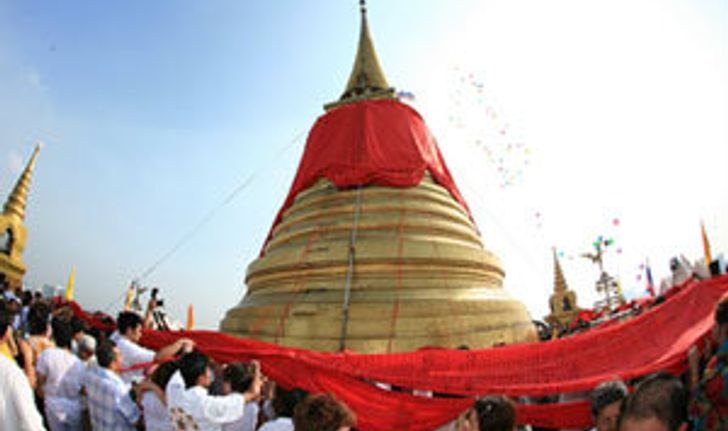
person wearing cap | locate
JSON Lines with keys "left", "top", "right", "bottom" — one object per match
{"left": 2, "top": 290, "right": 28, "bottom": 335}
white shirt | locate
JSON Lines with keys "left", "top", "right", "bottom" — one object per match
{"left": 36, "top": 347, "right": 81, "bottom": 398}
{"left": 37, "top": 348, "right": 84, "bottom": 427}
{"left": 258, "top": 417, "right": 293, "bottom": 431}
{"left": 166, "top": 371, "right": 246, "bottom": 431}
{"left": 222, "top": 401, "right": 259, "bottom": 431}
{"left": 62, "top": 360, "right": 90, "bottom": 400}
{"left": 110, "top": 332, "right": 155, "bottom": 384}
{"left": 141, "top": 391, "right": 173, "bottom": 431}
{"left": 0, "top": 353, "right": 46, "bottom": 431}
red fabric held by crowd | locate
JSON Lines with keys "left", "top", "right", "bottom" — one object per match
{"left": 69, "top": 276, "right": 728, "bottom": 430}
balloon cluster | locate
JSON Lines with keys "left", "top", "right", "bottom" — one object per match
{"left": 591, "top": 235, "right": 623, "bottom": 255}
{"left": 447, "top": 68, "right": 531, "bottom": 189}
{"left": 593, "top": 235, "right": 615, "bottom": 250}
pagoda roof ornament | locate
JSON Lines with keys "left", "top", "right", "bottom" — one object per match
{"left": 324, "top": 0, "right": 396, "bottom": 111}
{"left": 553, "top": 247, "right": 568, "bottom": 293}
{"left": 3, "top": 144, "right": 41, "bottom": 221}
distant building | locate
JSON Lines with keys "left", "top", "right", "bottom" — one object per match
{"left": 545, "top": 248, "right": 581, "bottom": 329}
{"left": 41, "top": 284, "right": 62, "bottom": 298}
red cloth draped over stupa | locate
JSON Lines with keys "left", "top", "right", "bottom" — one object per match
{"left": 263, "top": 99, "right": 470, "bottom": 252}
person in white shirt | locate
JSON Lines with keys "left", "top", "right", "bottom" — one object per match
{"left": 166, "top": 351, "right": 261, "bottom": 431}
{"left": 70, "top": 333, "right": 96, "bottom": 429}
{"left": 221, "top": 361, "right": 266, "bottom": 431}
{"left": 0, "top": 309, "right": 46, "bottom": 431}
{"left": 36, "top": 318, "right": 83, "bottom": 431}
{"left": 141, "top": 360, "right": 179, "bottom": 431}
{"left": 111, "top": 311, "right": 194, "bottom": 383}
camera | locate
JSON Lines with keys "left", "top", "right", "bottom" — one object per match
{"left": 151, "top": 287, "right": 164, "bottom": 307}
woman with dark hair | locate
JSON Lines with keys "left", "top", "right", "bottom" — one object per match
{"left": 468, "top": 396, "right": 517, "bottom": 431}
{"left": 142, "top": 360, "right": 179, "bottom": 431}
{"left": 221, "top": 361, "right": 266, "bottom": 431}
{"left": 259, "top": 386, "right": 307, "bottom": 431}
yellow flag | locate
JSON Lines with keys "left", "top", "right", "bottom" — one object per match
{"left": 186, "top": 304, "right": 194, "bottom": 331}
{"left": 124, "top": 284, "right": 134, "bottom": 311}
{"left": 65, "top": 266, "right": 76, "bottom": 301}
{"left": 701, "top": 221, "right": 712, "bottom": 267}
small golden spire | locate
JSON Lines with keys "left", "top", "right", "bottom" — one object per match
{"left": 4, "top": 144, "right": 42, "bottom": 221}
{"left": 552, "top": 247, "right": 568, "bottom": 293}
{"left": 324, "top": 0, "right": 396, "bottom": 110}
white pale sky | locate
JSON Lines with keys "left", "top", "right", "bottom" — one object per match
{"left": 1, "top": 0, "right": 726, "bottom": 329}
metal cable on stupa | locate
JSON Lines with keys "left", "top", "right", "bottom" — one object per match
{"left": 98, "top": 130, "right": 306, "bottom": 313}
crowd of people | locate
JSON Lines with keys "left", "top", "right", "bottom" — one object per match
{"left": 0, "top": 283, "right": 726, "bottom": 431}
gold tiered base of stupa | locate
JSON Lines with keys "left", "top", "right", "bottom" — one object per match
{"left": 221, "top": 173, "right": 536, "bottom": 353}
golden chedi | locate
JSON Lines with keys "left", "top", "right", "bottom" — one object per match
{"left": 545, "top": 248, "right": 581, "bottom": 330}
{"left": 221, "top": 3, "right": 536, "bottom": 353}
{"left": 0, "top": 145, "right": 41, "bottom": 292}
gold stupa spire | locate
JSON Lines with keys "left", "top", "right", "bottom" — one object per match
{"left": 324, "top": 0, "right": 396, "bottom": 110}
{"left": 553, "top": 247, "right": 568, "bottom": 293}
{"left": 3, "top": 144, "right": 41, "bottom": 221}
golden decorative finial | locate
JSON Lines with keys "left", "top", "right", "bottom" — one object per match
{"left": 324, "top": 0, "right": 396, "bottom": 110}
{"left": 553, "top": 247, "right": 568, "bottom": 293}
{"left": 3, "top": 143, "right": 42, "bottom": 221}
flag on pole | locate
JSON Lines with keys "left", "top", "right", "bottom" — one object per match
{"left": 396, "top": 90, "right": 416, "bottom": 101}
{"left": 64, "top": 266, "right": 76, "bottom": 301}
{"left": 186, "top": 304, "right": 194, "bottom": 331}
{"left": 701, "top": 221, "right": 712, "bottom": 267}
{"left": 645, "top": 259, "right": 655, "bottom": 297}
{"left": 124, "top": 283, "right": 134, "bottom": 311}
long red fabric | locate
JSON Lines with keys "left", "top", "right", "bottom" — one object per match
{"left": 262, "top": 99, "right": 471, "bottom": 252}
{"left": 65, "top": 300, "right": 116, "bottom": 332}
{"left": 119, "top": 276, "right": 727, "bottom": 430}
